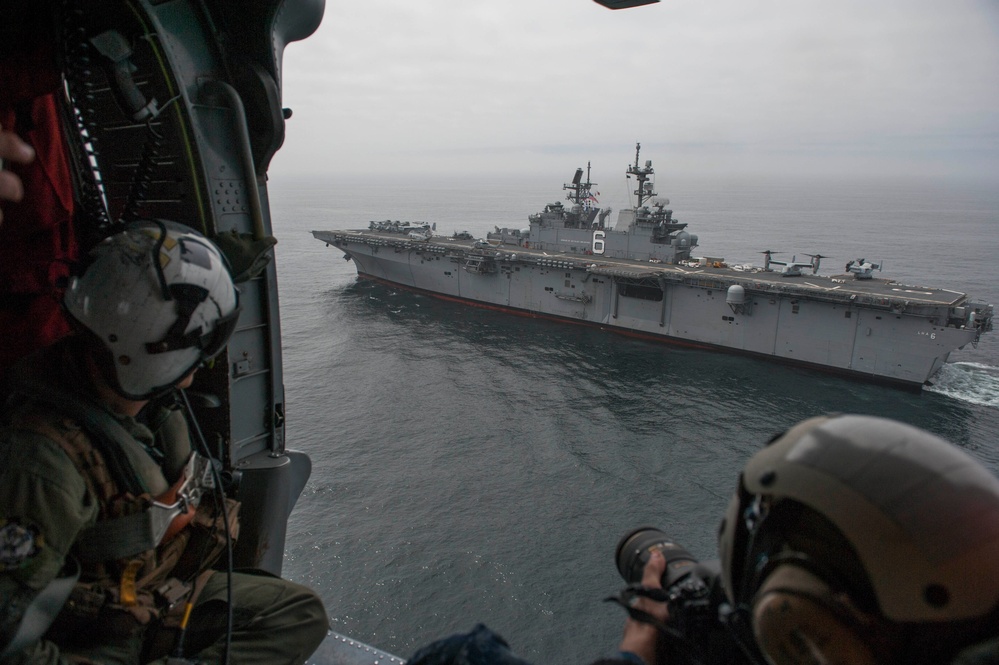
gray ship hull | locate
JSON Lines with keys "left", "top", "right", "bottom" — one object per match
{"left": 313, "top": 229, "right": 989, "bottom": 390}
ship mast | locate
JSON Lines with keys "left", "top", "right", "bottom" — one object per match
{"left": 564, "top": 162, "right": 597, "bottom": 207}
{"left": 627, "top": 142, "right": 656, "bottom": 209}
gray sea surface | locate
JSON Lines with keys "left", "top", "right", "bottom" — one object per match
{"left": 267, "top": 170, "right": 999, "bottom": 664}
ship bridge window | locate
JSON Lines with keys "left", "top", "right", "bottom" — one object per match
{"left": 619, "top": 284, "right": 664, "bottom": 302}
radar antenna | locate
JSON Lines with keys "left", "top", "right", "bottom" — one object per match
{"left": 627, "top": 142, "right": 656, "bottom": 208}
{"left": 564, "top": 162, "right": 597, "bottom": 208}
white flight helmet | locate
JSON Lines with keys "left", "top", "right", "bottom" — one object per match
{"left": 64, "top": 220, "right": 240, "bottom": 399}
{"left": 717, "top": 414, "right": 999, "bottom": 665}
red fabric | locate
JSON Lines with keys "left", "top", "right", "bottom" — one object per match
{"left": 0, "top": 39, "right": 78, "bottom": 380}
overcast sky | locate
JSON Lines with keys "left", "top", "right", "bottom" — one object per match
{"left": 270, "top": 0, "right": 999, "bottom": 181}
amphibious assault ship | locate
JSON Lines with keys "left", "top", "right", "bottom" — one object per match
{"left": 313, "top": 145, "right": 993, "bottom": 390}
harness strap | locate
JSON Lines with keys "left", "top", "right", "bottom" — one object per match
{"left": 11, "top": 412, "right": 172, "bottom": 563}
{"left": 0, "top": 559, "right": 81, "bottom": 659}
{"left": 74, "top": 503, "right": 185, "bottom": 563}
{"left": 8, "top": 378, "right": 148, "bottom": 497}
{"left": 8, "top": 379, "right": 206, "bottom": 562}
{"left": 21, "top": 416, "right": 117, "bottom": 507}
{"left": 71, "top": 453, "right": 204, "bottom": 563}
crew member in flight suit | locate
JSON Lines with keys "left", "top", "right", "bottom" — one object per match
{"left": 0, "top": 221, "right": 328, "bottom": 664}
{"left": 405, "top": 415, "right": 999, "bottom": 665}
{"left": 601, "top": 414, "right": 999, "bottom": 665}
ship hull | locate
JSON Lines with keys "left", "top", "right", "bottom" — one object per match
{"left": 315, "top": 230, "right": 986, "bottom": 391}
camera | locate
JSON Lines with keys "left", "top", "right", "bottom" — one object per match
{"left": 615, "top": 527, "right": 746, "bottom": 665}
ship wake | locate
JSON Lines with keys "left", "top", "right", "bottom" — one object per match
{"left": 926, "top": 362, "right": 999, "bottom": 408}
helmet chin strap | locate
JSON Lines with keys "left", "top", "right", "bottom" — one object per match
{"left": 751, "top": 565, "right": 880, "bottom": 665}
{"left": 82, "top": 349, "right": 149, "bottom": 417}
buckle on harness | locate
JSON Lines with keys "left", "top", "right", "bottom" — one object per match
{"left": 75, "top": 454, "right": 216, "bottom": 562}
{"left": 155, "top": 577, "right": 193, "bottom": 609}
{"left": 150, "top": 453, "right": 213, "bottom": 544}
{"left": 120, "top": 559, "right": 143, "bottom": 606}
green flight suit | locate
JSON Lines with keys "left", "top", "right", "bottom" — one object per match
{"left": 0, "top": 341, "right": 328, "bottom": 664}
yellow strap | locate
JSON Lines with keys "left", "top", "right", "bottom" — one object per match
{"left": 120, "top": 559, "right": 143, "bottom": 606}
{"left": 179, "top": 601, "right": 194, "bottom": 630}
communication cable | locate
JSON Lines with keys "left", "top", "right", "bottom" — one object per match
{"left": 180, "top": 389, "right": 233, "bottom": 665}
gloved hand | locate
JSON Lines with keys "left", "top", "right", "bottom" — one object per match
{"left": 212, "top": 229, "right": 277, "bottom": 283}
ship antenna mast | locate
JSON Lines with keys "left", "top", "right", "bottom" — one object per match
{"left": 564, "top": 161, "right": 596, "bottom": 207}
{"left": 627, "top": 142, "right": 656, "bottom": 209}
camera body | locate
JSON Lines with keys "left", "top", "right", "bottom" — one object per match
{"left": 615, "top": 528, "right": 747, "bottom": 665}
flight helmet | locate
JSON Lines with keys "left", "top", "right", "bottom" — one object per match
{"left": 717, "top": 414, "right": 999, "bottom": 665}
{"left": 64, "top": 220, "right": 240, "bottom": 399}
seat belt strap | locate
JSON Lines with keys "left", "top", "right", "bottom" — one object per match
{"left": 0, "top": 559, "right": 80, "bottom": 658}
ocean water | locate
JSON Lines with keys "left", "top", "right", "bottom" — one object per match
{"left": 267, "top": 171, "right": 999, "bottom": 664}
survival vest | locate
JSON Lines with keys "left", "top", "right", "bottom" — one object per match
{"left": 5, "top": 367, "right": 239, "bottom": 642}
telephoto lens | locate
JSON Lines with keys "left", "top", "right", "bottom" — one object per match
{"left": 615, "top": 527, "right": 698, "bottom": 587}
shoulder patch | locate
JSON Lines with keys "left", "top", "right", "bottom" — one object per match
{"left": 0, "top": 519, "right": 42, "bottom": 571}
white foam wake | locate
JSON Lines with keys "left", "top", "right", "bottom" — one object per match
{"left": 925, "top": 362, "right": 999, "bottom": 408}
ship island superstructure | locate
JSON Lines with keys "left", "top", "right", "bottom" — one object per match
{"left": 313, "top": 145, "right": 993, "bottom": 390}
